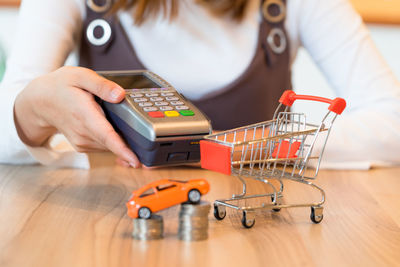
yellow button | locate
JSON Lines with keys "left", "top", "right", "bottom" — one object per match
{"left": 164, "top": 111, "right": 180, "bottom": 117}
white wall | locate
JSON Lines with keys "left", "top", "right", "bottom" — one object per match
{"left": 0, "top": 7, "right": 19, "bottom": 54}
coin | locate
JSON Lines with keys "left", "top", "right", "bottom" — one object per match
{"left": 178, "top": 230, "right": 208, "bottom": 241}
{"left": 132, "top": 214, "right": 163, "bottom": 240}
{"left": 179, "top": 216, "right": 209, "bottom": 229}
{"left": 178, "top": 201, "right": 210, "bottom": 241}
{"left": 180, "top": 201, "right": 211, "bottom": 215}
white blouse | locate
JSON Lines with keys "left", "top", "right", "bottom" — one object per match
{"left": 0, "top": 0, "right": 399, "bottom": 169}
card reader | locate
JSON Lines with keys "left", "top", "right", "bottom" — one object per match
{"left": 97, "top": 70, "right": 212, "bottom": 167}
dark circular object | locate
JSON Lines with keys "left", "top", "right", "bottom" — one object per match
{"left": 188, "top": 189, "right": 201, "bottom": 204}
{"left": 241, "top": 211, "right": 255, "bottom": 228}
{"left": 310, "top": 207, "right": 324, "bottom": 224}
{"left": 213, "top": 204, "right": 226, "bottom": 220}
{"left": 138, "top": 207, "right": 152, "bottom": 219}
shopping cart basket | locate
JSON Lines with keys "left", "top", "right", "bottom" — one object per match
{"left": 200, "top": 90, "right": 346, "bottom": 228}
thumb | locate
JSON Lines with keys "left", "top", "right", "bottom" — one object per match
{"left": 68, "top": 67, "right": 126, "bottom": 103}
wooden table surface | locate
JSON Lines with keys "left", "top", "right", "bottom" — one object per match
{"left": 0, "top": 153, "right": 399, "bottom": 267}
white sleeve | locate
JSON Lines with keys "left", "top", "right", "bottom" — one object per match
{"left": 298, "top": 0, "right": 400, "bottom": 169}
{"left": 0, "top": 0, "right": 90, "bottom": 169}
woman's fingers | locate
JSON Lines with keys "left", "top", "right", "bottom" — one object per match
{"left": 85, "top": 110, "right": 140, "bottom": 168}
{"left": 116, "top": 157, "right": 131, "bottom": 167}
{"left": 16, "top": 66, "right": 142, "bottom": 168}
{"left": 104, "top": 128, "right": 140, "bottom": 167}
{"left": 62, "top": 66, "right": 125, "bottom": 103}
{"left": 61, "top": 129, "right": 107, "bottom": 152}
{"left": 50, "top": 67, "right": 142, "bottom": 167}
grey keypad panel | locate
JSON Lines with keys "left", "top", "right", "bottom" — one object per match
{"left": 129, "top": 90, "right": 189, "bottom": 112}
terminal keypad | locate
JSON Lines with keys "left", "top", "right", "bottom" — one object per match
{"left": 129, "top": 88, "right": 193, "bottom": 118}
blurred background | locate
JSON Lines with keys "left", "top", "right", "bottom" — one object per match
{"left": 0, "top": 0, "right": 399, "bottom": 121}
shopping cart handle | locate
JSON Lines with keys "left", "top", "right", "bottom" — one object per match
{"left": 279, "top": 90, "right": 346, "bottom": 115}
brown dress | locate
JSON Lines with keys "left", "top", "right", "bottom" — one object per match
{"left": 79, "top": 0, "right": 292, "bottom": 130}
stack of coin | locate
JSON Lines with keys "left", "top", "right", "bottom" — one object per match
{"left": 132, "top": 215, "right": 163, "bottom": 240}
{"left": 178, "top": 201, "right": 211, "bottom": 241}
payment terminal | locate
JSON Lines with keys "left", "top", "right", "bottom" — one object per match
{"left": 97, "top": 70, "right": 212, "bottom": 167}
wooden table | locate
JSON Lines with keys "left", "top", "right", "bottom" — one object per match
{"left": 0, "top": 153, "right": 399, "bottom": 267}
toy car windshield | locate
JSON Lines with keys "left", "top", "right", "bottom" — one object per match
{"left": 168, "top": 179, "right": 187, "bottom": 183}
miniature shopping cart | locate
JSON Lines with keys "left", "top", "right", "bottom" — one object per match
{"left": 200, "top": 90, "right": 346, "bottom": 228}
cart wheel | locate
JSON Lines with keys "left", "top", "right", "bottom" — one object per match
{"left": 310, "top": 206, "right": 323, "bottom": 224}
{"left": 271, "top": 195, "right": 281, "bottom": 212}
{"left": 213, "top": 204, "right": 226, "bottom": 220}
{"left": 241, "top": 211, "right": 255, "bottom": 228}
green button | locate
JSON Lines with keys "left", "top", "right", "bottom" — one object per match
{"left": 179, "top": 110, "right": 194, "bottom": 116}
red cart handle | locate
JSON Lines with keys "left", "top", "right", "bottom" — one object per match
{"left": 279, "top": 90, "right": 346, "bottom": 115}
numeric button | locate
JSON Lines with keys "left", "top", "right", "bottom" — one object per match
{"left": 170, "top": 101, "right": 184, "bottom": 106}
{"left": 145, "top": 93, "right": 159, "bottom": 97}
{"left": 150, "top": 97, "right": 164, "bottom": 102}
{"left": 139, "top": 102, "right": 153, "bottom": 107}
{"left": 166, "top": 96, "right": 179, "bottom": 101}
{"left": 155, "top": 101, "right": 169, "bottom": 106}
{"left": 130, "top": 93, "right": 143, "bottom": 97}
{"left": 159, "top": 106, "right": 173, "bottom": 111}
{"left": 161, "top": 92, "right": 174, "bottom": 97}
{"left": 143, "top": 107, "right": 158, "bottom": 112}
{"left": 175, "top": 105, "right": 189, "bottom": 110}
{"left": 133, "top": 98, "right": 148, "bottom": 103}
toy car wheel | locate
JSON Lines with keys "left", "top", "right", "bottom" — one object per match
{"left": 138, "top": 207, "right": 152, "bottom": 219}
{"left": 188, "top": 189, "right": 201, "bottom": 204}
{"left": 213, "top": 204, "right": 226, "bottom": 220}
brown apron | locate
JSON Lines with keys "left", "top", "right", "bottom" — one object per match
{"left": 79, "top": 0, "right": 292, "bottom": 130}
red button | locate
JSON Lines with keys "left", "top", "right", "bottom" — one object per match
{"left": 148, "top": 111, "right": 164, "bottom": 118}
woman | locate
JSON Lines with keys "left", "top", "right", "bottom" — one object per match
{"left": 0, "top": 0, "right": 399, "bottom": 169}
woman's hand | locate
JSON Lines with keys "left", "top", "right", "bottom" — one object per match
{"left": 14, "top": 66, "right": 140, "bottom": 168}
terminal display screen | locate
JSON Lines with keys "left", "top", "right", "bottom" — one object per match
{"left": 103, "top": 73, "right": 161, "bottom": 89}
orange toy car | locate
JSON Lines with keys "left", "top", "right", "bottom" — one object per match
{"left": 126, "top": 179, "right": 210, "bottom": 219}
